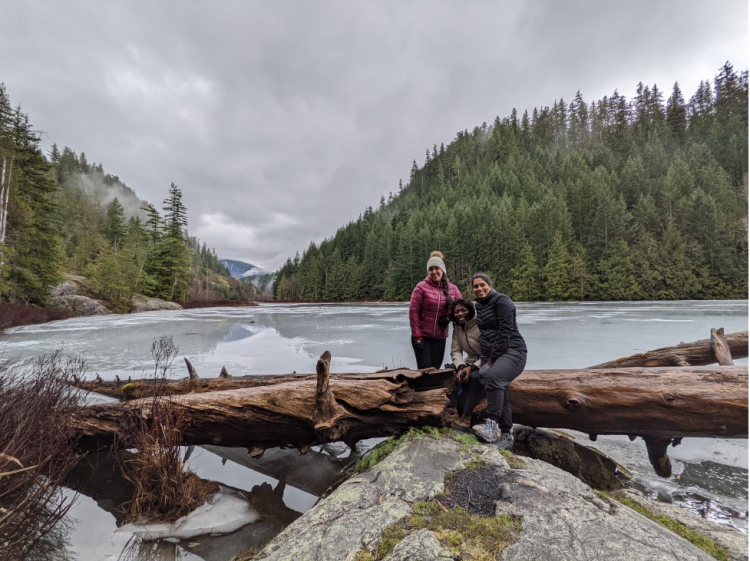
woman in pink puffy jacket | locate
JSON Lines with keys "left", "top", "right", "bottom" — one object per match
{"left": 409, "top": 251, "right": 463, "bottom": 369}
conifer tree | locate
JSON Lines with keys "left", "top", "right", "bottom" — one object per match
{"left": 509, "top": 242, "right": 540, "bottom": 302}
{"left": 544, "top": 231, "right": 576, "bottom": 300}
{"left": 104, "top": 197, "right": 127, "bottom": 250}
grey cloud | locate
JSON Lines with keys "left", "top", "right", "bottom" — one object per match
{"left": 1, "top": 0, "right": 746, "bottom": 269}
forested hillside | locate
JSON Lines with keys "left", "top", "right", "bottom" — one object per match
{"left": 274, "top": 62, "right": 748, "bottom": 302}
{"left": 0, "top": 83, "right": 250, "bottom": 310}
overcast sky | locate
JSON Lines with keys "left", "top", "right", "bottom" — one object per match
{"left": 1, "top": 1, "right": 747, "bottom": 270}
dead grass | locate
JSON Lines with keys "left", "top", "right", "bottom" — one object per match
{"left": 116, "top": 336, "right": 218, "bottom": 522}
{"left": 0, "top": 351, "right": 86, "bottom": 561}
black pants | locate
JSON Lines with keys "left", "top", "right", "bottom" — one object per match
{"left": 465, "top": 349, "right": 526, "bottom": 433}
{"left": 456, "top": 369, "right": 486, "bottom": 417}
{"left": 412, "top": 336, "right": 446, "bottom": 370}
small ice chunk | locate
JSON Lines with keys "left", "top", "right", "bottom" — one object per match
{"left": 116, "top": 486, "right": 259, "bottom": 541}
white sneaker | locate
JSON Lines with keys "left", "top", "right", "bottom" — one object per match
{"left": 472, "top": 418, "right": 499, "bottom": 443}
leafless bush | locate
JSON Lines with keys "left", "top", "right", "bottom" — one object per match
{"left": 117, "top": 336, "right": 216, "bottom": 523}
{"left": 0, "top": 351, "right": 86, "bottom": 561}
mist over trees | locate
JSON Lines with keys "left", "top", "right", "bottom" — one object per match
{"left": 0, "top": 83, "right": 235, "bottom": 307}
{"left": 274, "top": 62, "right": 748, "bottom": 302}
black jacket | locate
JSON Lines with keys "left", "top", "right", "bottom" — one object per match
{"left": 475, "top": 290, "right": 527, "bottom": 362}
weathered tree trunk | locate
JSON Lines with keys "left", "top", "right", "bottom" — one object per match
{"left": 72, "top": 361, "right": 454, "bottom": 452}
{"left": 590, "top": 330, "right": 747, "bottom": 368}
{"left": 71, "top": 361, "right": 748, "bottom": 453}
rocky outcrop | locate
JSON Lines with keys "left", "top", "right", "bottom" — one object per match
{"left": 129, "top": 294, "right": 183, "bottom": 313}
{"left": 50, "top": 295, "right": 112, "bottom": 317}
{"left": 49, "top": 275, "right": 111, "bottom": 317}
{"left": 254, "top": 433, "right": 722, "bottom": 561}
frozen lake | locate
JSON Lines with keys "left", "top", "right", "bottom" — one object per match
{"left": 2, "top": 300, "right": 747, "bottom": 559}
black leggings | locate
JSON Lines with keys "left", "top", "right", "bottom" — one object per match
{"left": 462, "top": 349, "right": 526, "bottom": 432}
{"left": 411, "top": 336, "right": 447, "bottom": 370}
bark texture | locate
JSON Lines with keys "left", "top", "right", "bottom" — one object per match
{"left": 71, "top": 364, "right": 748, "bottom": 452}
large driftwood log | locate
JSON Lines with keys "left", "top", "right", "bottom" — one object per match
{"left": 591, "top": 330, "right": 747, "bottom": 368}
{"left": 72, "top": 361, "right": 454, "bottom": 452}
{"left": 71, "top": 361, "right": 748, "bottom": 453}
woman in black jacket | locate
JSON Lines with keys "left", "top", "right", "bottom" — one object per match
{"left": 469, "top": 272, "right": 527, "bottom": 449}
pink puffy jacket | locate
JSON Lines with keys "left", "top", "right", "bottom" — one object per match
{"left": 409, "top": 277, "right": 463, "bottom": 340}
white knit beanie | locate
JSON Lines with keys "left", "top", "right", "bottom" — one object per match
{"left": 426, "top": 251, "right": 447, "bottom": 276}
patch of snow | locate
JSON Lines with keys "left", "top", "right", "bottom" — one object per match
{"left": 116, "top": 487, "right": 259, "bottom": 541}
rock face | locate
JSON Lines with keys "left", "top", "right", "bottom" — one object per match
{"left": 129, "top": 295, "right": 183, "bottom": 313}
{"left": 49, "top": 275, "right": 111, "bottom": 317}
{"left": 50, "top": 295, "right": 112, "bottom": 317}
{"left": 254, "top": 434, "right": 720, "bottom": 561}
{"left": 495, "top": 455, "right": 715, "bottom": 561}
{"left": 383, "top": 529, "right": 452, "bottom": 561}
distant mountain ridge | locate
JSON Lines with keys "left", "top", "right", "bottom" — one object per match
{"left": 220, "top": 259, "right": 275, "bottom": 295}
{"left": 220, "top": 259, "right": 270, "bottom": 279}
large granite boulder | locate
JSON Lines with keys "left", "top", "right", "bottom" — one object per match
{"left": 129, "top": 294, "right": 183, "bottom": 313}
{"left": 254, "top": 434, "right": 720, "bottom": 561}
{"left": 49, "top": 295, "right": 111, "bottom": 317}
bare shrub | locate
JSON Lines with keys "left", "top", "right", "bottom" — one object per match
{"left": 0, "top": 351, "right": 86, "bottom": 561}
{"left": 0, "top": 302, "right": 70, "bottom": 330}
{"left": 117, "top": 336, "right": 217, "bottom": 523}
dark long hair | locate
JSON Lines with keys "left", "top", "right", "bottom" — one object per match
{"left": 439, "top": 274, "right": 452, "bottom": 311}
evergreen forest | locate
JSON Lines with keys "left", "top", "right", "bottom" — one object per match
{"left": 0, "top": 83, "right": 246, "bottom": 310}
{"left": 274, "top": 62, "right": 748, "bottom": 302}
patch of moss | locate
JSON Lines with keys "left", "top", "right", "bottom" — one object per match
{"left": 465, "top": 457, "right": 487, "bottom": 471}
{"left": 355, "top": 427, "right": 449, "bottom": 472}
{"left": 376, "top": 523, "right": 410, "bottom": 559}
{"left": 497, "top": 449, "right": 526, "bottom": 469}
{"left": 439, "top": 427, "right": 480, "bottom": 446}
{"left": 353, "top": 550, "right": 375, "bottom": 561}
{"left": 375, "top": 501, "right": 520, "bottom": 560}
{"left": 597, "top": 492, "right": 729, "bottom": 561}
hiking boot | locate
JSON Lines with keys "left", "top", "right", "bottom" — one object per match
{"left": 496, "top": 432, "right": 514, "bottom": 451}
{"left": 472, "top": 418, "right": 499, "bottom": 443}
{"left": 451, "top": 415, "right": 473, "bottom": 434}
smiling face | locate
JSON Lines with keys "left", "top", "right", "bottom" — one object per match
{"left": 453, "top": 304, "right": 470, "bottom": 325}
{"left": 472, "top": 278, "right": 491, "bottom": 299}
{"left": 428, "top": 266, "right": 444, "bottom": 282}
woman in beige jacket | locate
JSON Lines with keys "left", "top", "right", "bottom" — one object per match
{"left": 449, "top": 299, "right": 485, "bottom": 432}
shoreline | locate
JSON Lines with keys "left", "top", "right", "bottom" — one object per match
{"left": 0, "top": 299, "right": 260, "bottom": 332}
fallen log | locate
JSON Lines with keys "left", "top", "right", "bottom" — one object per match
{"left": 591, "top": 330, "right": 747, "bottom": 368}
{"left": 71, "top": 356, "right": 748, "bottom": 453}
{"left": 72, "top": 356, "right": 454, "bottom": 452}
